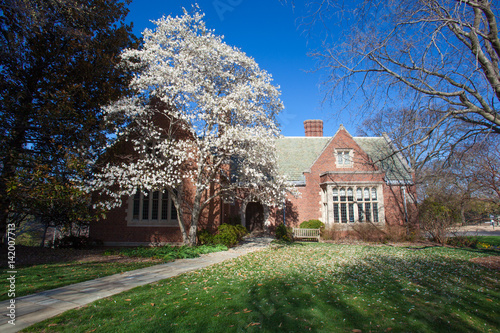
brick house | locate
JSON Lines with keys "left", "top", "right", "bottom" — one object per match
{"left": 268, "top": 120, "right": 415, "bottom": 235}
{"left": 90, "top": 119, "right": 414, "bottom": 245}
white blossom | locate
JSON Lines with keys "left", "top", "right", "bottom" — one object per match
{"left": 92, "top": 7, "right": 289, "bottom": 244}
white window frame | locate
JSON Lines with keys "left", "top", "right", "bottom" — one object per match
{"left": 127, "top": 190, "right": 178, "bottom": 227}
{"left": 324, "top": 185, "right": 383, "bottom": 225}
{"left": 335, "top": 149, "right": 353, "bottom": 168}
{"left": 322, "top": 187, "right": 328, "bottom": 222}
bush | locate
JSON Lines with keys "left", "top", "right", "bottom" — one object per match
{"left": 351, "top": 223, "right": 385, "bottom": 242}
{"left": 197, "top": 229, "right": 214, "bottom": 245}
{"left": 299, "top": 219, "right": 325, "bottom": 230}
{"left": 419, "top": 198, "right": 460, "bottom": 244}
{"left": 212, "top": 223, "right": 248, "bottom": 248}
{"left": 446, "top": 236, "right": 479, "bottom": 249}
{"left": 53, "top": 235, "right": 91, "bottom": 249}
{"left": 275, "top": 223, "right": 293, "bottom": 242}
{"left": 322, "top": 225, "right": 340, "bottom": 241}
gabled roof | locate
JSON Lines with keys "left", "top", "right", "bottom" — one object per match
{"left": 276, "top": 133, "right": 413, "bottom": 185}
{"left": 355, "top": 136, "right": 413, "bottom": 185}
{"left": 276, "top": 137, "right": 330, "bottom": 183}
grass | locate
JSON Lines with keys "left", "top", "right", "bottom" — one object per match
{"left": 0, "top": 261, "right": 159, "bottom": 302}
{"left": 473, "top": 236, "right": 500, "bottom": 247}
{"left": 0, "top": 244, "right": 227, "bottom": 301}
{"left": 449, "top": 236, "right": 500, "bottom": 250}
{"left": 104, "top": 244, "right": 228, "bottom": 261}
{"left": 23, "top": 243, "right": 499, "bottom": 332}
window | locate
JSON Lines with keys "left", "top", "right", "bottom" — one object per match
{"left": 336, "top": 150, "right": 353, "bottom": 167}
{"left": 129, "top": 190, "right": 178, "bottom": 226}
{"left": 329, "top": 186, "right": 381, "bottom": 223}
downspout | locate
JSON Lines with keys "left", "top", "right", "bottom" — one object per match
{"left": 402, "top": 186, "right": 409, "bottom": 233}
{"left": 283, "top": 199, "right": 286, "bottom": 226}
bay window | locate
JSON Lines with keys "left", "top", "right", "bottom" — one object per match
{"left": 327, "top": 185, "right": 381, "bottom": 224}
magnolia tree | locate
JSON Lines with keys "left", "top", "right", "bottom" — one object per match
{"left": 93, "top": 9, "right": 287, "bottom": 245}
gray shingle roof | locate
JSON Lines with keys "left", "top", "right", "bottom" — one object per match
{"left": 276, "top": 136, "right": 413, "bottom": 185}
{"left": 275, "top": 137, "right": 330, "bottom": 183}
{"left": 355, "top": 136, "right": 413, "bottom": 185}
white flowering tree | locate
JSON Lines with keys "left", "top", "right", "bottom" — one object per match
{"left": 93, "top": 8, "right": 287, "bottom": 245}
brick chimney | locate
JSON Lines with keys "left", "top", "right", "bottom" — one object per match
{"left": 304, "top": 119, "right": 323, "bottom": 137}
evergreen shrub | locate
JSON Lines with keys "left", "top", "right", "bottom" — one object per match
{"left": 299, "top": 219, "right": 325, "bottom": 229}
{"left": 275, "top": 223, "right": 293, "bottom": 242}
{"left": 210, "top": 223, "right": 248, "bottom": 248}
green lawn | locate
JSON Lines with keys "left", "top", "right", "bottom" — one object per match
{"left": 474, "top": 236, "right": 500, "bottom": 248}
{"left": 0, "top": 244, "right": 227, "bottom": 301}
{"left": 23, "top": 243, "right": 499, "bottom": 332}
{"left": 0, "top": 261, "right": 160, "bottom": 302}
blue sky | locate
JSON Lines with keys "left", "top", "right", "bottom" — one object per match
{"left": 125, "top": 0, "right": 355, "bottom": 137}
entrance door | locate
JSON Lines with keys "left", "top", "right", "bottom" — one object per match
{"left": 245, "top": 202, "right": 264, "bottom": 231}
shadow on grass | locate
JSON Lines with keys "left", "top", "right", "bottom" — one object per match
{"left": 24, "top": 245, "right": 499, "bottom": 333}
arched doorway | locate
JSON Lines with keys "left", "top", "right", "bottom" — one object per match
{"left": 245, "top": 202, "right": 264, "bottom": 232}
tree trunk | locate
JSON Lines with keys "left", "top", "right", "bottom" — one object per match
{"left": 170, "top": 186, "right": 189, "bottom": 244}
{"left": 40, "top": 219, "right": 49, "bottom": 247}
{"left": 460, "top": 205, "right": 466, "bottom": 226}
{"left": 188, "top": 225, "right": 197, "bottom": 246}
{"left": 187, "top": 187, "right": 203, "bottom": 246}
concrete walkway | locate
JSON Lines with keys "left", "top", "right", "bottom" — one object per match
{"left": 453, "top": 224, "right": 500, "bottom": 237}
{"left": 0, "top": 236, "right": 274, "bottom": 333}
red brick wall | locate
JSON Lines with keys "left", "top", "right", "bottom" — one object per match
{"left": 90, "top": 200, "right": 185, "bottom": 245}
{"left": 90, "top": 178, "right": 224, "bottom": 245}
{"left": 268, "top": 127, "right": 411, "bottom": 231}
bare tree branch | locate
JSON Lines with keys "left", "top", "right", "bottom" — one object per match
{"left": 305, "top": 0, "right": 500, "bottom": 142}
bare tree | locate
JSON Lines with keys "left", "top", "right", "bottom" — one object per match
{"left": 302, "top": 0, "right": 500, "bottom": 148}
{"left": 358, "top": 107, "right": 467, "bottom": 172}
{"left": 469, "top": 140, "right": 500, "bottom": 201}
{"left": 418, "top": 136, "right": 499, "bottom": 224}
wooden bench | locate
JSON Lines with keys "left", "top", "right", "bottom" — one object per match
{"left": 292, "top": 228, "right": 321, "bottom": 241}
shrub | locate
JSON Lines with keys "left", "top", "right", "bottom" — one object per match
{"left": 351, "top": 223, "right": 385, "bottom": 242}
{"left": 212, "top": 223, "right": 248, "bottom": 248}
{"left": 197, "top": 229, "right": 214, "bottom": 245}
{"left": 322, "top": 225, "right": 340, "bottom": 241}
{"left": 275, "top": 223, "right": 293, "bottom": 242}
{"left": 53, "top": 235, "right": 91, "bottom": 249}
{"left": 446, "top": 236, "right": 479, "bottom": 249}
{"left": 419, "top": 198, "right": 460, "bottom": 244}
{"left": 300, "top": 219, "right": 325, "bottom": 230}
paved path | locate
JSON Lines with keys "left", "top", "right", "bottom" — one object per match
{"left": 0, "top": 236, "right": 274, "bottom": 333}
{"left": 452, "top": 224, "right": 500, "bottom": 236}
